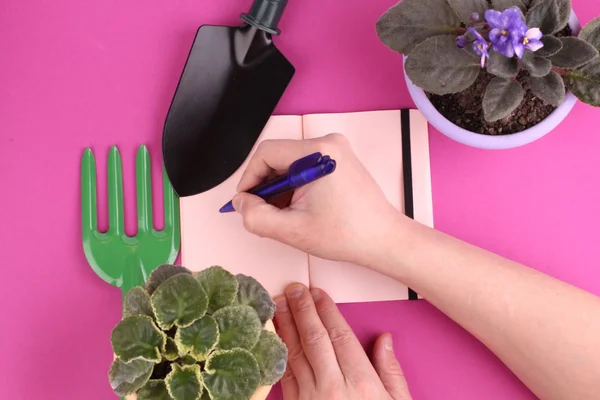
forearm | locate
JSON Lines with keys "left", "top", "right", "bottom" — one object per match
{"left": 369, "top": 216, "right": 600, "bottom": 400}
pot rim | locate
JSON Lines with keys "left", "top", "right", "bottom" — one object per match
{"left": 403, "top": 9, "right": 581, "bottom": 149}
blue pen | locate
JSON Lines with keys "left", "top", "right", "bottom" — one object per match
{"left": 219, "top": 152, "right": 336, "bottom": 213}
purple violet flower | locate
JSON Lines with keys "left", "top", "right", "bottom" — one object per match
{"left": 513, "top": 28, "right": 544, "bottom": 58}
{"left": 468, "top": 28, "right": 489, "bottom": 68}
{"left": 485, "top": 7, "right": 526, "bottom": 58}
{"left": 456, "top": 35, "right": 467, "bottom": 48}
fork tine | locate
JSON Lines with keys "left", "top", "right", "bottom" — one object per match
{"left": 136, "top": 145, "right": 153, "bottom": 233}
{"left": 107, "top": 146, "right": 125, "bottom": 235}
{"left": 81, "top": 148, "right": 99, "bottom": 239}
{"left": 162, "top": 164, "right": 180, "bottom": 238}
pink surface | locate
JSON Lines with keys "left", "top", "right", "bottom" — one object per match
{"left": 1, "top": 0, "right": 599, "bottom": 399}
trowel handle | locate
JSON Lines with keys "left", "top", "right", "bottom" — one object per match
{"left": 241, "top": 0, "right": 288, "bottom": 35}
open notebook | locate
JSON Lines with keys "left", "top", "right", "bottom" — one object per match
{"left": 179, "top": 109, "right": 433, "bottom": 303}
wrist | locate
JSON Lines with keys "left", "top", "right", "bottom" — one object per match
{"left": 358, "top": 210, "right": 418, "bottom": 278}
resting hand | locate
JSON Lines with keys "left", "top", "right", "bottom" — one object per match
{"left": 274, "top": 283, "right": 412, "bottom": 400}
{"left": 232, "top": 134, "right": 401, "bottom": 266}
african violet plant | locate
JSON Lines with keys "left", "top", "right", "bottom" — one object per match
{"left": 377, "top": 0, "right": 600, "bottom": 124}
{"left": 108, "top": 264, "right": 287, "bottom": 400}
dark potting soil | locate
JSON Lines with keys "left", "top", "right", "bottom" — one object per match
{"left": 425, "top": 26, "right": 572, "bottom": 136}
{"left": 426, "top": 70, "right": 556, "bottom": 135}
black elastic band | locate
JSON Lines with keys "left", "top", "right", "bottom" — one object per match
{"left": 401, "top": 109, "right": 418, "bottom": 301}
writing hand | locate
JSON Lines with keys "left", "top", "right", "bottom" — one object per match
{"left": 232, "top": 134, "right": 402, "bottom": 267}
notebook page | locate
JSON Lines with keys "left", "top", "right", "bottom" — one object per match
{"left": 408, "top": 110, "right": 434, "bottom": 228}
{"left": 179, "top": 116, "right": 310, "bottom": 297}
{"left": 302, "top": 110, "right": 411, "bottom": 303}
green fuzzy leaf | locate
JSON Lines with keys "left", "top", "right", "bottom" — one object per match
{"left": 138, "top": 380, "right": 172, "bottom": 400}
{"left": 447, "top": 0, "right": 490, "bottom": 25}
{"left": 151, "top": 274, "right": 208, "bottom": 330}
{"left": 580, "top": 16, "right": 600, "bottom": 52}
{"left": 527, "top": 0, "right": 562, "bottom": 35}
{"left": 181, "top": 354, "right": 198, "bottom": 366}
{"left": 203, "top": 349, "right": 261, "bottom": 400}
{"left": 111, "top": 315, "right": 166, "bottom": 363}
{"left": 556, "top": 0, "right": 572, "bottom": 30}
{"left": 564, "top": 58, "right": 600, "bottom": 106}
{"left": 194, "top": 266, "right": 239, "bottom": 314}
{"left": 404, "top": 35, "right": 480, "bottom": 95}
{"left": 536, "top": 35, "right": 564, "bottom": 57}
{"left": 520, "top": 51, "right": 552, "bottom": 77}
{"left": 166, "top": 364, "right": 204, "bottom": 400}
{"left": 549, "top": 37, "right": 599, "bottom": 69}
{"left": 235, "top": 274, "right": 276, "bottom": 326}
{"left": 123, "top": 286, "right": 154, "bottom": 319}
{"left": 165, "top": 337, "right": 180, "bottom": 361}
{"left": 146, "top": 264, "right": 193, "bottom": 295}
{"left": 375, "top": 0, "right": 461, "bottom": 55}
{"left": 251, "top": 330, "right": 288, "bottom": 386}
{"left": 528, "top": 0, "right": 571, "bottom": 28}
{"left": 213, "top": 305, "right": 262, "bottom": 350}
{"left": 176, "top": 315, "right": 219, "bottom": 361}
{"left": 487, "top": 51, "right": 519, "bottom": 78}
{"left": 483, "top": 77, "right": 524, "bottom": 122}
{"left": 108, "top": 358, "right": 154, "bottom": 396}
{"left": 491, "top": 0, "right": 526, "bottom": 12}
{"left": 531, "top": 71, "right": 566, "bottom": 106}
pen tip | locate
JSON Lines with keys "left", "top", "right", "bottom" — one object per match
{"left": 219, "top": 202, "right": 235, "bottom": 213}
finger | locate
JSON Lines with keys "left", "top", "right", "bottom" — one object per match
{"left": 310, "top": 288, "right": 380, "bottom": 381}
{"left": 273, "top": 294, "right": 315, "bottom": 388}
{"left": 373, "top": 333, "right": 412, "bottom": 400}
{"left": 237, "top": 139, "right": 313, "bottom": 191}
{"left": 280, "top": 364, "right": 300, "bottom": 400}
{"left": 285, "top": 283, "right": 343, "bottom": 381}
{"left": 233, "top": 193, "right": 306, "bottom": 245}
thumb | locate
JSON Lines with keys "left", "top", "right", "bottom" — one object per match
{"left": 233, "top": 193, "right": 300, "bottom": 242}
{"left": 373, "top": 333, "right": 412, "bottom": 400}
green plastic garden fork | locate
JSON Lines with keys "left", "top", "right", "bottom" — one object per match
{"left": 81, "top": 145, "right": 180, "bottom": 302}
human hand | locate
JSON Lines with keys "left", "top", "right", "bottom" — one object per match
{"left": 273, "top": 283, "right": 412, "bottom": 400}
{"left": 232, "top": 134, "right": 403, "bottom": 267}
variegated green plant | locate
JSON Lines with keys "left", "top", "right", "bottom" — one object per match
{"left": 109, "top": 264, "right": 287, "bottom": 400}
{"left": 376, "top": 0, "right": 600, "bottom": 122}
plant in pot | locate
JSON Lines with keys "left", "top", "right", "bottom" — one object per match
{"left": 108, "top": 264, "right": 287, "bottom": 400}
{"left": 376, "top": 0, "right": 600, "bottom": 149}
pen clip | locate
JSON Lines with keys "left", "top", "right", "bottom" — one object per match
{"left": 289, "top": 152, "right": 322, "bottom": 174}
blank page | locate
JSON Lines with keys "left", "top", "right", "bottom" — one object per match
{"left": 302, "top": 110, "right": 433, "bottom": 303}
{"left": 408, "top": 110, "right": 433, "bottom": 229}
{"left": 180, "top": 116, "right": 310, "bottom": 297}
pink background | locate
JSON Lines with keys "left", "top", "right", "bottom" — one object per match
{"left": 1, "top": 0, "right": 599, "bottom": 398}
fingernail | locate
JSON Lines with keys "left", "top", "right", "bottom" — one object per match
{"left": 286, "top": 284, "right": 305, "bottom": 299}
{"left": 310, "top": 288, "right": 322, "bottom": 301}
{"left": 232, "top": 194, "right": 243, "bottom": 211}
{"left": 384, "top": 335, "right": 394, "bottom": 352}
{"left": 274, "top": 296, "right": 288, "bottom": 312}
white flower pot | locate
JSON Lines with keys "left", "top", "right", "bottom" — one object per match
{"left": 404, "top": 10, "right": 581, "bottom": 149}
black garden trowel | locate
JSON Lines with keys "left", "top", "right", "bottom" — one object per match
{"left": 162, "top": 0, "right": 295, "bottom": 197}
